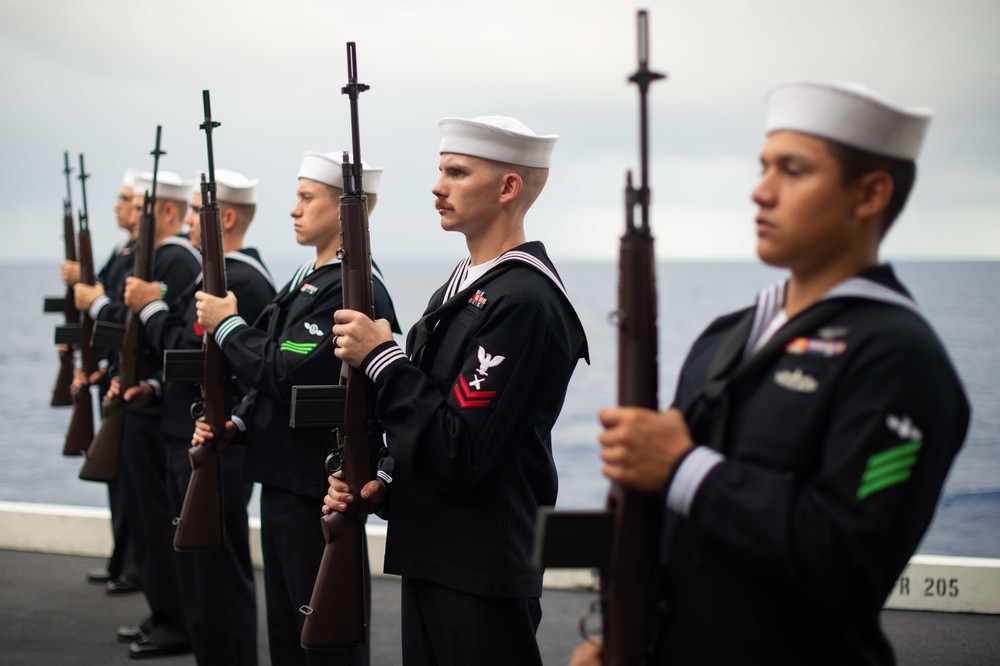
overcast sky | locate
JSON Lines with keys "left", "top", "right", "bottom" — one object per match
{"left": 2, "top": 0, "right": 998, "bottom": 266}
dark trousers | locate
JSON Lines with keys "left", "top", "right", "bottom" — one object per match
{"left": 121, "top": 410, "right": 188, "bottom": 648}
{"left": 260, "top": 485, "right": 371, "bottom": 666}
{"left": 165, "top": 434, "right": 258, "bottom": 666}
{"left": 400, "top": 577, "right": 543, "bottom": 666}
{"left": 106, "top": 472, "right": 138, "bottom": 580}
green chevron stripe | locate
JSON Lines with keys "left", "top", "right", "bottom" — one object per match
{"left": 856, "top": 440, "right": 922, "bottom": 500}
{"left": 857, "top": 470, "right": 913, "bottom": 500}
{"left": 861, "top": 454, "right": 918, "bottom": 483}
{"left": 867, "top": 440, "right": 922, "bottom": 468}
{"left": 280, "top": 341, "right": 317, "bottom": 354}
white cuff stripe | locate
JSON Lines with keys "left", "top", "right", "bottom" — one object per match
{"left": 214, "top": 316, "right": 247, "bottom": 347}
{"left": 139, "top": 300, "right": 169, "bottom": 324}
{"left": 377, "top": 470, "right": 393, "bottom": 485}
{"left": 366, "top": 346, "right": 408, "bottom": 382}
{"left": 146, "top": 379, "right": 162, "bottom": 397}
{"left": 89, "top": 295, "right": 111, "bottom": 319}
{"left": 666, "top": 446, "right": 725, "bottom": 517}
{"left": 231, "top": 415, "right": 247, "bottom": 433}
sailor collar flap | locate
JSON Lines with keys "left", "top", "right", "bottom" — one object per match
{"left": 159, "top": 235, "right": 202, "bottom": 264}
{"left": 702, "top": 274, "right": 923, "bottom": 403}
{"left": 225, "top": 249, "right": 277, "bottom": 291}
{"left": 405, "top": 243, "right": 589, "bottom": 362}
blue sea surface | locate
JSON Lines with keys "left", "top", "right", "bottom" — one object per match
{"left": 1, "top": 258, "right": 997, "bottom": 558}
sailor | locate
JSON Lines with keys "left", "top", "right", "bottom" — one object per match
{"left": 193, "top": 152, "right": 399, "bottom": 666}
{"left": 63, "top": 167, "right": 142, "bottom": 593}
{"left": 570, "top": 82, "right": 971, "bottom": 664}
{"left": 123, "top": 169, "right": 276, "bottom": 665}
{"left": 107, "top": 170, "right": 202, "bottom": 659}
{"left": 327, "top": 116, "right": 589, "bottom": 665}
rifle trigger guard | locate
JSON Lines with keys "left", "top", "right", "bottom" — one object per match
{"left": 326, "top": 451, "right": 344, "bottom": 476}
{"left": 190, "top": 399, "right": 205, "bottom": 420}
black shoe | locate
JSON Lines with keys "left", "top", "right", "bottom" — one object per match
{"left": 117, "top": 624, "right": 144, "bottom": 644}
{"left": 86, "top": 567, "right": 113, "bottom": 584}
{"left": 106, "top": 577, "right": 142, "bottom": 595}
{"left": 128, "top": 636, "right": 191, "bottom": 659}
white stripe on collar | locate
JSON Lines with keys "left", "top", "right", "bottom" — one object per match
{"left": 442, "top": 257, "right": 472, "bottom": 304}
{"left": 745, "top": 281, "right": 786, "bottom": 355}
{"left": 824, "top": 277, "right": 922, "bottom": 317}
{"left": 225, "top": 251, "right": 277, "bottom": 291}
{"left": 288, "top": 261, "right": 317, "bottom": 293}
{"left": 449, "top": 249, "right": 568, "bottom": 302}
{"left": 289, "top": 257, "right": 389, "bottom": 296}
{"left": 159, "top": 235, "right": 202, "bottom": 264}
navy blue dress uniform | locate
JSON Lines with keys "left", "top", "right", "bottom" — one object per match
{"left": 639, "top": 83, "right": 971, "bottom": 664}
{"left": 661, "top": 267, "right": 969, "bottom": 664}
{"left": 117, "top": 170, "right": 203, "bottom": 657}
{"left": 88, "top": 235, "right": 137, "bottom": 587}
{"left": 213, "top": 256, "right": 399, "bottom": 666}
{"left": 327, "top": 114, "right": 586, "bottom": 665}
{"left": 359, "top": 243, "right": 588, "bottom": 665}
{"left": 139, "top": 246, "right": 276, "bottom": 666}
{"left": 89, "top": 238, "right": 137, "bottom": 328}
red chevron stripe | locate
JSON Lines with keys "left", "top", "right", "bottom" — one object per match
{"left": 453, "top": 374, "right": 497, "bottom": 409}
{"left": 454, "top": 384, "right": 490, "bottom": 408}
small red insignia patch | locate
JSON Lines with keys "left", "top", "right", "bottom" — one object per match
{"left": 453, "top": 374, "right": 496, "bottom": 409}
{"left": 193, "top": 322, "right": 205, "bottom": 336}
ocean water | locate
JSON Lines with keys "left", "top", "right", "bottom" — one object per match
{"left": 1, "top": 258, "right": 997, "bottom": 558}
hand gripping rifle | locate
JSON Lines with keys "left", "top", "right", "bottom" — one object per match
{"left": 80, "top": 126, "right": 163, "bottom": 482}
{"left": 44, "top": 151, "right": 80, "bottom": 407}
{"left": 299, "top": 41, "right": 379, "bottom": 649}
{"left": 60, "top": 154, "right": 100, "bottom": 455}
{"left": 173, "top": 91, "right": 226, "bottom": 551}
{"left": 532, "top": 11, "right": 666, "bottom": 664}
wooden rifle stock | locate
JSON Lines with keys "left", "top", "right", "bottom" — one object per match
{"left": 51, "top": 151, "right": 79, "bottom": 407}
{"left": 529, "top": 12, "right": 666, "bottom": 664}
{"left": 80, "top": 127, "right": 163, "bottom": 482}
{"left": 300, "top": 42, "right": 377, "bottom": 650}
{"left": 63, "top": 154, "right": 100, "bottom": 456}
{"left": 602, "top": 13, "right": 667, "bottom": 664}
{"left": 174, "top": 92, "right": 226, "bottom": 551}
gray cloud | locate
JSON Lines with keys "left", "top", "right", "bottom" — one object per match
{"left": 2, "top": 0, "right": 997, "bottom": 265}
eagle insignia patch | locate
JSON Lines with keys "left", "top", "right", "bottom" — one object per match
{"left": 454, "top": 346, "right": 506, "bottom": 409}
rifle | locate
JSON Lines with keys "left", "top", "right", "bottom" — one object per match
{"left": 299, "top": 41, "right": 378, "bottom": 649}
{"left": 60, "top": 154, "right": 101, "bottom": 456}
{"left": 45, "top": 151, "right": 79, "bottom": 407}
{"left": 173, "top": 91, "right": 226, "bottom": 551}
{"left": 80, "top": 126, "right": 164, "bottom": 482}
{"left": 532, "top": 11, "right": 666, "bottom": 665}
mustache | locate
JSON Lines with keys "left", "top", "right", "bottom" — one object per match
{"left": 435, "top": 198, "right": 451, "bottom": 211}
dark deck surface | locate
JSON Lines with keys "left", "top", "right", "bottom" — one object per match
{"left": 1, "top": 549, "right": 998, "bottom": 665}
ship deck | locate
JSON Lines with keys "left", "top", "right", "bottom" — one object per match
{"left": 2, "top": 548, "right": 999, "bottom": 665}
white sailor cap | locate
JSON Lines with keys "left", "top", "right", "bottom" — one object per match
{"left": 438, "top": 116, "right": 558, "bottom": 169}
{"left": 133, "top": 171, "right": 194, "bottom": 203}
{"left": 122, "top": 168, "right": 143, "bottom": 188}
{"left": 196, "top": 169, "right": 259, "bottom": 205}
{"left": 764, "top": 81, "right": 933, "bottom": 160}
{"left": 297, "top": 151, "right": 383, "bottom": 194}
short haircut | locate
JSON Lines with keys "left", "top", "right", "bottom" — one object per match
{"left": 491, "top": 161, "right": 549, "bottom": 211}
{"left": 221, "top": 202, "right": 257, "bottom": 232}
{"left": 824, "top": 140, "right": 917, "bottom": 237}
